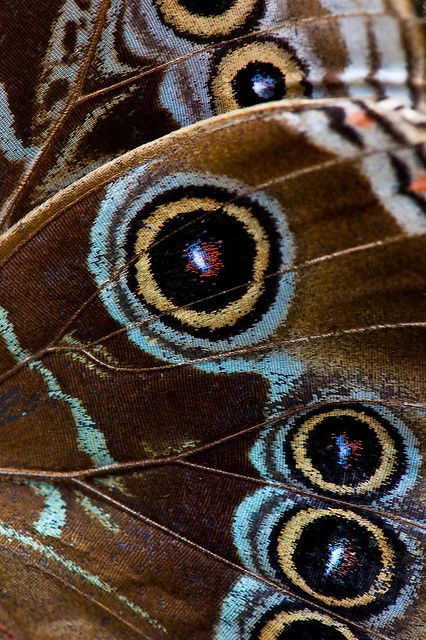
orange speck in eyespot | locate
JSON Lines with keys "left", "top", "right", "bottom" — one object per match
{"left": 409, "top": 176, "right": 426, "bottom": 192}
{"left": 346, "top": 111, "right": 374, "bottom": 128}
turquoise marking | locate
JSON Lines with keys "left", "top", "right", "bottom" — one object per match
{"left": 0, "top": 520, "right": 166, "bottom": 633}
{"left": 76, "top": 493, "right": 120, "bottom": 534}
{"left": 232, "top": 486, "right": 295, "bottom": 580}
{"left": 215, "top": 576, "right": 289, "bottom": 640}
{"left": 0, "top": 306, "right": 115, "bottom": 467}
{"left": 29, "top": 482, "right": 67, "bottom": 538}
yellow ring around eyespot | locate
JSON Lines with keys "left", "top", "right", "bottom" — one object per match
{"left": 259, "top": 609, "right": 358, "bottom": 640}
{"left": 277, "top": 508, "right": 395, "bottom": 608}
{"left": 134, "top": 196, "right": 271, "bottom": 330}
{"left": 155, "top": 0, "right": 259, "bottom": 38}
{"left": 212, "top": 41, "right": 306, "bottom": 114}
{"left": 290, "top": 408, "right": 398, "bottom": 496}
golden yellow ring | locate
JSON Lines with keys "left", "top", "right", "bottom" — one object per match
{"left": 291, "top": 409, "right": 398, "bottom": 495}
{"left": 277, "top": 508, "right": 395, "bottom": 608}
{"left": 259, "top": 609, "right": 358, "bottom": 640}
{"left": 212, "top": 41, "right": 306, "bottom": 114}
{"left": 134, "top": 196, "right": 270, "bottom": 330}
{"left": 156, "top": 0, "right": 259, "bottom": 38}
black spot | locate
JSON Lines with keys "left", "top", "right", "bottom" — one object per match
{"left": 63, "top": 21, "right": 78, "bottom": 53}
{"left": 284, "top": 404, "right": 407, "bottom": 498}
{"left": 232, "top": 62, "right": 286, "bottom": 107}
{"left": 126, "top": 185, "right": 282, "bottom": 339}
{"left": 274, "top": 619, "right": 354, "bottom": 640}
{"left": 307, "top": 415, "right": 382, "bottom": 487}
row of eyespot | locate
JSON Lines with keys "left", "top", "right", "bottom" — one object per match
{"left": 227, "top": 400, "right": 422, "bottom": 639}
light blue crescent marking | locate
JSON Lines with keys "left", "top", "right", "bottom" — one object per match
{"left": 76, "top": 492, "right": 120, "bottom": 534}
{"left": 215, "top": 576, "right": 289, "bottom": 640}
{"left": 88, "top": 170, "right": 304, "bottom": 402}
{"left": 28, "top": 481, "right": 67, "bottom": 538}
{"left": 0, "top": 520, "right": 166, "bottom": 633}
{"left": 0, "top": 306, "right": 115, "bottom": 467}
{"left": 232, "top": 486, "right": 295, "bottom": 580}
{"left": 250, "top": 384, "right": 422, "bottom": 509}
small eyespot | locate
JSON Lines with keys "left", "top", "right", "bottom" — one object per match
{"left": 154, "top": 0, "right": 263, "bottom": 41}
{"left": 251, "top": 402, "right": 420, "bottom": 502}
{"left": 214, "top": 576, "right": 368, "bottom": 640}
{"left": 257, "top": 610, "right": 360, "bottom": 640}
{"left": 211, "top": 41, "right": 310, "bottom": 114}
{"left": 275, "top": 508, "right": 396, "bottom": 608}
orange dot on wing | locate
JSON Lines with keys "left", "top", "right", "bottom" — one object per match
{"left": 346, "top": 110, "right": 375, "bottom": 128}
{"left": 409, "top": 176, "right": 426, "bottom": 192}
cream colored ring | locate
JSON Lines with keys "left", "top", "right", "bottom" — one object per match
{"left": 156, "top": 0, "right": 259, "bottom": 38}
{"left": 259, "top": 609, "right": 358, "bottom": 640}
{"left": 212, "top": 41, "right": 306, "bottom": 114}
{"left": 290, "top": 408, "right": 398, "bottom": 495}
{"left": 277, "top": 508, "right": 395, "bottom": 608}
{"left": 134, "top": 196, "right": 270, "bottom": 330}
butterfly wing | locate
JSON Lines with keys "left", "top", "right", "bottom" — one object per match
{"left": 0, "top": 98, "right": 424, "bottom": 638}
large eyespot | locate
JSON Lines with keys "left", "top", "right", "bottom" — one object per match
{"left": 155, "top": 0, "right": 263, "bottom": 41}
{"left": 211, "top": 41, "right": 310, "bottom": 113}
{"left": 89, "top": 172, "right": 296, "bottom": 361}
{"left": 251, "top": 402, "right": 421, "bottom": 502}
{"left": 233, "top": 488, "right": 420, "bottom": 620}
{"left": 257, "top": 610, "right": 359, "bottom": 640}
{"left": 129, "top": 189, "right": 275, "bottom": 335}
{"left": 276, "top": 508, "right": 396, "bottom": 608}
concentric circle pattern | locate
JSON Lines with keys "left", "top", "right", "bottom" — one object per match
{"left": 250, "top": 402, "right": 420, "bottom": 502}
{"left": 211, "top": 41, "right": 310, "bottom": 113}
{"left": 128, "top": 186, "right": 279, "bottom": 336}
{"left": 275, "top": 508, "right": 396, "bottom": 608}
{"left": 286, "top": 405, "right": 406, "bottom": 497}
{"left": 89, "top": 172, "right": 296, "bottom": 359}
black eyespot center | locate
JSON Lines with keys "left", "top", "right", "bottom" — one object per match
{"left": 292, "top": 515, "right": 381, "bottom": 599}
{"left": 232, "top": 61, "right": 286, "bottom": 107}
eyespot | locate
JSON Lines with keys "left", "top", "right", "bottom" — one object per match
{"left": 251, "top": 402, "right": 420, "bottom": 502}
{"left": 257, "top": 610, "right": 359, "bottom": 640}
{"left": 129, "top": 188, "right": 276, "bottom": 335}
{"left": 89, "top": 171, "right": 296, "bottom": 359}
{"left": 276, "top": 508, "right": 396, "bottom": 608}
{"left": 211, "top": 41, "right": 310, "bottom": 114}
{"left": 233, "top": 488, "right": 420, "bottom": 620}
{"left": 154, "top": 0, "right": 263, "bottom": 41}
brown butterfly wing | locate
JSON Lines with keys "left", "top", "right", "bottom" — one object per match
{"left": 0, "top": 99, "right": 424, "bottom": 638}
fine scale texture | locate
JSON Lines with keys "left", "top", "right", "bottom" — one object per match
{"left": 0, "top": 1, "right": 424, "bottom": 639}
